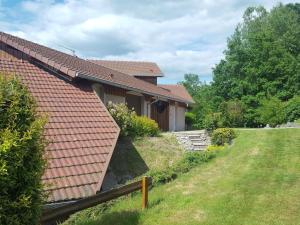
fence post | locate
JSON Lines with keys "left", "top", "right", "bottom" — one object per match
{"left": 142, "top": 176, "right": 148, "bottom": 209}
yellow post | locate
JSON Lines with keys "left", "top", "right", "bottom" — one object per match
{"left": 142, "top": 176, "right": 148, "bottom": 209}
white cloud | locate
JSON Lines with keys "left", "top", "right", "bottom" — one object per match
{"left": 2, "top": 0, "right": 298, "bottom": 83}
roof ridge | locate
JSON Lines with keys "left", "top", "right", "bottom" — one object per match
{"left": 0, "top": 31, "right": 192, "bottom": 103}
{"left": 89, "top": 59, "right": 158, "bottom": 64}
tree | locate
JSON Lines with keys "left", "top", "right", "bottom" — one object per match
{"left": 213, "top": 4, "right": 300, "bottom": 101}
{"left": 179, "top": 73, "right": 202, "bottom": 97}
{"left": 209, "top": 3, "right": 300, "bottom": 128}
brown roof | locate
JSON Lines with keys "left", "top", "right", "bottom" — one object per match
{"left": 159, "top": 84, "right": 194, "bottom": 103}
{"left": 0, "top": 44, "right": 120, "bottom": 202}
{"left": 0, "top": 32, "right": 192, "bottom": 104}
{"left": 89, "top": 60, "right": 163, "bottom": 77}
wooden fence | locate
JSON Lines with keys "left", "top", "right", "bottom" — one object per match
{"left": 41, "top": 176, "right": 151, "bottom": 225}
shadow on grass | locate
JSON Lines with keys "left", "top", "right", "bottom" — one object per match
{"left": 107, "top": 137, "right": 149, "bottom": 184}
{"left": 79, "top": 210, "right": 140, "bottom": 225}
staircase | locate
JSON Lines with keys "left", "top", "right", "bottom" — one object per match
{"left": 174, "top": 130, "right": 211, "bottom": 151}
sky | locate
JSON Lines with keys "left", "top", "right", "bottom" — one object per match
{"left": 0, "top": 0, "right": 297, "bottom": 84}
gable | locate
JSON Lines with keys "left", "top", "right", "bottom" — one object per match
{"left": 0, "top": 45, "right": 120, "bottom": 202}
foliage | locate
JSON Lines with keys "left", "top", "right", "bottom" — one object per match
{"left": 131, "top": 115, "right": 159, "bottom": 137}
{"left": 0, "top": 76, "right": 46, "bottom": 225}
{"left": 213, "top": 4, "right": 300, "bottom": 101}
{"left": 206, "top": 145, "right": 225, "bottom": 151}
{"left": 180, "top": 75, "right": 218, "bottom": 129}
{"left": 181, "top": 3, "right": 300, "bottom": 129}
{"left": 107, "top": 102, "right": 136, "bottom": 137}
{"left": 285, "top": 96, "right": 300, "bottom": 122}
{"left": 203, "top": 112, "right": 223, "bottom": 132}
{"left": 219, "top": 100, "right": 245, "bottom": 127}
{"left": 179, "top": 74, "right": 202, "bottom": 97}
{"left": 256, "top": 97, "right": 286, "bottom": 127}
{"left": 107, "top": 103, "right": 160, "bottom": 138}
{"left": 211, "top": 128, "right": 236, "bottom": 146}
{"left": 185, "top": 111, "right": 196, "bottom": 129}
{"left": 149, "top": 151, "right": 216, "bottom": 185}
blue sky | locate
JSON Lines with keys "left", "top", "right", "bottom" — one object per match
{"left": 0, "top": 0, "right": 297, "bottom": 84}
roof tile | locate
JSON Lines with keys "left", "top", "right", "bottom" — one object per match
{"left": 0, "top": 46, "right": 120, "bottom": 202}
{"left": 0, "top": 31, "right": 193, "bottom": 103}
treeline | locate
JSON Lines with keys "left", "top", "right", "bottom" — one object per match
{"left": 182, "top": 3, "right": 300, "bottom": 129}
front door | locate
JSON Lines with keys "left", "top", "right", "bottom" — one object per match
{"left": 151, "top": 101, "right": 169, "bottom": 131}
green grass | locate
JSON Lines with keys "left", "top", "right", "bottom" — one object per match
{"left": 108, "top": 133, "right": 184, "bottom": 181}
{"left": 64, "top": 129, "right": 300, "bottom": 225}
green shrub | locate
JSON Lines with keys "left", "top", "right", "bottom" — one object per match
{"left": 148, "top": 169, "right": 177, "bottom": 185}
{"left": 0, "top": 75, "right": 46, "bottom": 225}
{"left": 107, "top": 102, "right": 136, "bottom": 137}
{"left": 219, "top": 100, "right": 245, "bottom": 127}
{"left": 131, "top": 115, "right": 159, "bottom": 137}
{"left": 107, "top": 103, "right": 160, "bottom": 137}
{"left": 149, "top": 151, "right": 216, "bottom": 186}
{"left": 256, "top": 97, "right": 286, "bottom": 127}
{"left": 206, "top": 145, "right": 225, "bottom": 151}
{"left": 203, "top": 112, "right": 223, "bottom": 133}
{"left": 285, "top": 96, "right": 300, "bottom": 122}
{"left": 211, "top": 128, "right": 236, "bottom": 146}
{"left": 185, "top": 112, "right": 196, "bottom": 129}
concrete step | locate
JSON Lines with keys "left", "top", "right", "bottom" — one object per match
{"left": 187, "top": 134, "right": 203, "bottom": 139}
{"left": 173, "top": 130, "right": 211, "bottom": 151}
{"left": 193, "top": 147, "right": 207, "bottom": 151}
{"left": 190, "top": 138, "right": 207, "bottom": 142}
{"left": 192, "top": 143, "right": 208, "bottom": 147}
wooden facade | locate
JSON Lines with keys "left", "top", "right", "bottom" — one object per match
{"left": 101, "top": 84, "right": 173, "bottom": 131}
{"left": 151, "top": 101, "right": 169, "bottom": 131}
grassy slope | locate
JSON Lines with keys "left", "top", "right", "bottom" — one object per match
{"left": 108, "top": 133, "right": 184, "bottom": 181}
{"left": 65, "top": 129, "right": 300, "bottom": 225}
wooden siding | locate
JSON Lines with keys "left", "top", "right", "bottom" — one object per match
{"left": 151, "top": 101, "right": 169, "bottom": 131}
{"left": 104, "top": 84, "right": 126, "bottom": 96}
{"left": 126, "top": 94, "right": 142, "bottom": 116}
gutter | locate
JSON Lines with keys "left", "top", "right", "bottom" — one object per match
{"left": 77, "top": 73, "right": 193, "bottom": 104}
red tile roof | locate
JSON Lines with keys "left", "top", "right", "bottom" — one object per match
{"left": 0, "top": 46, "right": 120, "bottom": 202}
{"left": 158, "top": 84, "right": 194, "bottom": 103}
{"left": 0, "top": 32, "right": 192, "bottom": 104}
{"left": 89, "top": 60, "right": 163, "bottom": 77}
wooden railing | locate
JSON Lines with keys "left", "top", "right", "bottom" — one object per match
{"left": 41, "top": 176, "right": 151, "bottom": 225}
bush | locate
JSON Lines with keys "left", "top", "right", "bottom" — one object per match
{"left": 203, "top": 112, "right": 223, "bottom": 133}
{"left": 211, "top": 128, "right": 236, "bottom": 146}
{"left": 131, "top": 115, "right": 159, "bottom": 137}
{"left": 107, "top": 103, "right": 160, "bottom": 138}
{"left": 107, "top": 102, "right": 136, "bottom": 137}
{"left": 285, "top": 96, "right": 300, "bottom": 122}
{"left": 148, "top": 151, "right": 216, "bottom": 186}
{"left": 219, "top": 100, "right": 245, "bottom": 127}
{"left": 206, "top": 145, "right": 225, "bottom": 151}
{"left": 256, "top": 97, "right": 286, "bottom": 127}
{"left": 0, "top": 76, "right": 46, "bottom": 225}
{"left": 185, "top": 112, "right": 196, "bottom": 130}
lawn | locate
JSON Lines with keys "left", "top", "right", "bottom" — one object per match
{"left": 64, "top": 129, "right": 300, "bottom": 225}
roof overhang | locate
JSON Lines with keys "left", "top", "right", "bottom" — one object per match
{"left": 77, "top": 73, "right": 193, "bottom": 104}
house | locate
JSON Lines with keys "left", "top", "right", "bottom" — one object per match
{"left": 0, "top": 31, "right": 193, "bottom": 203}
